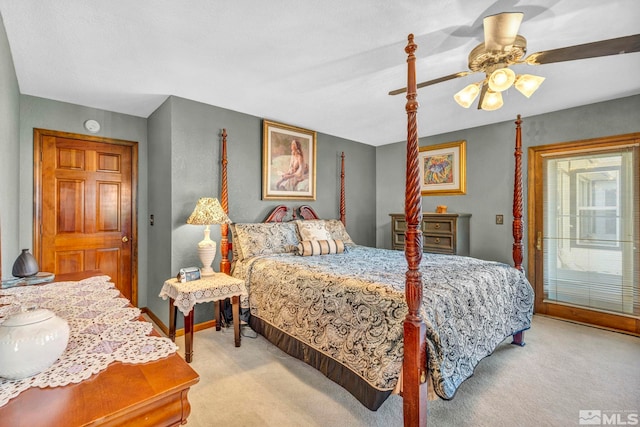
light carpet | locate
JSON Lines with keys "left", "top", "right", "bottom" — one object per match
{"left": 166, "top": 315, "right": 639, "bottom": 427}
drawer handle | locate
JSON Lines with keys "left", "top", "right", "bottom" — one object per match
{"left": 434, "top": 238, "right": 441, "bottom": 243}
{"left": 434, "top": 224, "right": 440, "bottom": 229}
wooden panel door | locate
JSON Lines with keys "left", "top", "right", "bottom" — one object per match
{"left": 34, "top": 129, "right": 138, "bottom": 303}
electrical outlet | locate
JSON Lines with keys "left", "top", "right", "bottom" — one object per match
{"left": 496, "top": 214, "right": 504, "bottom": 225}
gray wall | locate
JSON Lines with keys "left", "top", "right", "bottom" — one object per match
{"left": 17, "top": 96, "right": 149, "bottom": 305}
{"left": 147, "top": 98, "right": 173, "bottom": 319}
{"left": 376, "top": 95, "right": 640, "bottom": 268}
{"left": 146, "top": 96, "right": 377, "bottom": 326}
{"left": 0, "top": 14, "right": 20, "bottom": 279}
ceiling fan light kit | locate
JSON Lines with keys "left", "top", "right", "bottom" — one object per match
{"left": 453, "top": 69, "right": 543, "bottom": 110}
{"left": 455, "top": 68, "right": 543, "bottom": 110}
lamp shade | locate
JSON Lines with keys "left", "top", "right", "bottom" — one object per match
{"left": 186, "top": 198, "right": 231, "bottom": 226}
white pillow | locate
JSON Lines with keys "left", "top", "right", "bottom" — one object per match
{"left": 295, "top": 220, "right": 332, "bottom": 241}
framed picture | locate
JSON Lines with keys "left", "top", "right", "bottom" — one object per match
{"left": 262, "top": 120, "right": 316, "bottom": 200}
{"left": 419, "top": 140, "right": 466, "bottom": 196}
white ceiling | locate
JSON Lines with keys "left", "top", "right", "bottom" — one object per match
{"left": 1, "top": 0, "right": 638, "bottom": 146}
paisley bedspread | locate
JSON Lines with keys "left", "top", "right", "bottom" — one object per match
{"left": 232, "top": 246, "right": 533, "bottom": 399}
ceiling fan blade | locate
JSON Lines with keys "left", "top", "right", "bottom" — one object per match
{"left": 483, "top": 12, "right": 524, "bottom": 51}
{"left": 525, "top": 34, "right": 640, "bottom": 65}
{"left": 476, "top": 82, "right": 489, "bottom": 110}
{"left": 388, "top": 71, "right": 472, "bottom": 96}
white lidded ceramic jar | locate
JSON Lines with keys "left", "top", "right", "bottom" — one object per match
{"left": 0, "top": 308, "right": 70, "bottom": 380}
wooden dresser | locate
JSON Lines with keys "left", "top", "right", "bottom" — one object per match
{"left": 0, "top": 271, "right": 199, "bottom": 427}
{"left": 390, "top": 213, "right": 471, "bottom": 255}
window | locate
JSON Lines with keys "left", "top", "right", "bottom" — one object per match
{"left": 573, "top": 165, "right": 621, "bottom": 249}
{"left": 529, "top": 134, "right": 639, "bottom": 333}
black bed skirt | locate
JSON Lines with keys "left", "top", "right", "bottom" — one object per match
{"left": 249, "top": 315, "right": 392, "bottom": 411}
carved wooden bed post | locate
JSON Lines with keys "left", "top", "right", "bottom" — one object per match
{"left": 340, "top": 151, "right": 346, "bottom": 226}
{"left": 511, "top": 115, "right": 526, "bottom": 347}
{"left": 402, "top": 34, "right": 428, "bottom": 427}
{"left": 220, "top": 128, "right": 231, "bottom": 275}
{"left": 512, "top": 115, "right": 523, "bottom": 272}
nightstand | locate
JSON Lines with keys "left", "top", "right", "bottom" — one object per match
{"left": 160, "top": 272, "right": 248, "bottom": 362}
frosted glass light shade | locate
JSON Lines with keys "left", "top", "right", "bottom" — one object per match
{"left": 488, "top": 67, "right": 516, "bottom": 92}
{"left": 515, "top": 74, "right": 545, "bottom": 98}
{"left": 454, "top": 83, "right": 481, "bottom": 108}
{"left": 481, "top": 90, "right": 503, "bottom": 111}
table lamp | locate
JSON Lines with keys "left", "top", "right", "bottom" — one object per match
{"left": 186, "top": 197, "right": 231, "bottom": 276}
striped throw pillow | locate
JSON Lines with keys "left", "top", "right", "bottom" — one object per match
{"left": 297, "top": 239, "right": 345, "bottom": 256}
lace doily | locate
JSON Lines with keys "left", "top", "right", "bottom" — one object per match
{"left": 0, "top": 275, "right": 178, "bottom": 407}
{"left": 160, "top": 274, "right": 247, "bottom": 316}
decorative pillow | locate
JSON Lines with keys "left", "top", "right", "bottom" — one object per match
{"left": 297, "top": 239, "right": 345, "bottom": 256}
{"left": 233, "top": 222, "right": 299, "bottom": 260}
{"left": 323, "top": 219, "right": 356, "bottom": 247}
{"left": 229, "top": 223, "right": 241, "bottom": 262}
{"left": 295, "top": 220, "right": 332, "bottom": 241}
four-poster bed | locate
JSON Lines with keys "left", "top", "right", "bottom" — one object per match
{"left": 216, "top": 34, "right": 532, "bottom": 426}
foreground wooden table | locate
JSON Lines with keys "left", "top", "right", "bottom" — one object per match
{"left": 161, "top": 273, "right": 248, "bottom": 362}
{"left": 0, "top": 271, "right": 200, "bottom": 427}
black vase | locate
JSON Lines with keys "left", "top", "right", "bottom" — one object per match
{"left": 12, "top": 249, "right": 39, "bottom": 278}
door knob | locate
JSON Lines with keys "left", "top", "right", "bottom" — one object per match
{"left": 122, "top": 236, "right": 129, "bottom": 243}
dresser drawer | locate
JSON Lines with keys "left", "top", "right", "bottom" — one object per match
{"left": 422, "top": 218, "right": 454, "bottom": 234}
{"left": 393, "top": 232, "right": 454, "bottom": 254}
{"left": 392, "top": 231, "right": 405, "bottom": 249}
{"left": 395, "top": 216, "right": 455, "bottom": 234}
{"left": 423, "top": 234, "right": 454, "bottom": 254}
{"left": 392, "top": 216, "right": 407, "bottom": 232}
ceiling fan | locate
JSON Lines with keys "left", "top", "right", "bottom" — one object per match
{"left": 389, "top": 12, "right": 640, "bottom": 111}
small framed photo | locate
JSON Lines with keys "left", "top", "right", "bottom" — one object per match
{"left": 262, "top": 120, "right": 316, "bottom": 200}
{"left": 419, "top": 140, "right": 466, "bottom": 196}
